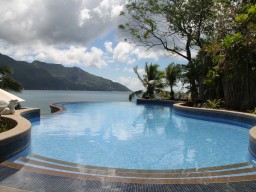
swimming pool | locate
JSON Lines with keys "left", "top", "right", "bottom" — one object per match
{"left": 26, "top": 102, "right": 253, "bottom": 170}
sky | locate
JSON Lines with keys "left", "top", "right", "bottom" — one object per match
{"left": 0, "top": 0, "right": 188, "bottom": 91}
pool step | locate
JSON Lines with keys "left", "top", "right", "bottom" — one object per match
{"left": 2, "top": 160, "right": 256, "bottom": 185}
{"left": 13, "top": 157, "right": 256, "bottom": 179}
{"left": 28, "top": 153, "right": 254, "bottom": 174}
{"left": 4, "top": 153, "right": 256, "bottom": 180}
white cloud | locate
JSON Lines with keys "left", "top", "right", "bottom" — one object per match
{"left": 0, "top": 40, "right": 107, "bottom": 68}
{"left": 93, "top": 0, "right": 124, "bottom": 19}
{"left": 133, "top": 47, "right": 167, "bottom": 60}
{"left": 104, "top": 41, "right": 113, "bottom": 53}
{"left": 83, "top": 47, "right": 107, "bottom": 68}
{"left": 117, "top": 76, "right": 144, "bottom": 91}
{"left": 112, "top": 41, "right": 173, "bottom": 65}
{"left": 79, "top": 8, "right": 91, "bottom": 26}
{"left": 113, "top": 41, "right": 135, "bottom": 64}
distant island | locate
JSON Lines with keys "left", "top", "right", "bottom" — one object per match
{"left": 0, "top": 53, "right": 130, "bottom": 91}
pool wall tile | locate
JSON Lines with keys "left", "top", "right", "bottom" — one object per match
{"left": 0, "top": 108, "right": 40, "bottom": 163}
{"left": 136, "top": 99, "right": 179, "bottom": 106}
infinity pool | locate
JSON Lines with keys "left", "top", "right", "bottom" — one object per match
{"left": 28, "top": 102, "right": 253, "bottom": 170}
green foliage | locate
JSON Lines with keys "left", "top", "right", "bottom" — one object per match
{"left": 236, "top": 14, "right": 248, "bottom": 22}
{"left": 121, "top": 0, "right": 256, "bottom": 110}
{"left": 165, "top": 63, "right": 182, "bottom": 100}
{"left": 0, "top": 65, "right": 23, "bottom": 92}
{"left": 129, "top": 63, "right": 165, "bottom": 101}
{"left": 204, "top": 2, "right": 256, "bottom": 110}
{"left": 0, "top": 118, "right": 12, "bottom": 133}
{"left": 204, "top": 69, "right": 219, "bottom": 85}
{"left": 222, "top": 33, "right": 243, "bottom": 48}
{"left": 253, "top": 107, "right": 256, "bottom": 114}
{"left": 203, "top": 99, "right": 223, "bottom": 109}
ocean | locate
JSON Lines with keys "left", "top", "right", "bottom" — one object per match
{"left": 14, "top": 90, "right": 131, "bottom": 115}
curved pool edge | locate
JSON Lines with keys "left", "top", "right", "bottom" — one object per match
{"left": 0, "top": 108, "right": 40, "bottom": 162}
{"left": 173, "top": 103, "right": 256, "bottom": 158}
{"left": 50, "top": 103, "right": 65, "bottom": 113}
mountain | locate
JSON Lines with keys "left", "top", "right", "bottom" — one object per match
{"left": 0, "top": 53, "right": 130, "bottom": 91}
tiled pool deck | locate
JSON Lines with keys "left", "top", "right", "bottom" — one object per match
{"left": 1, "top": 101, "right": 256, "bottom": 191}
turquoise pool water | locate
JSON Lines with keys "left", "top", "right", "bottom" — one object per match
{"left": 28, "top": 102, "right": 253, "bottom": 170}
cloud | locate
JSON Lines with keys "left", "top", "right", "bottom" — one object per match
{"left": 104, "top": 41, "right": 113, "bottom": 53}
{"left": 93, "top": 0, "right": 124, "bottom": 19}
{"left": 113, "top": 42, "right": 136, "bottom": 64}
{"left": 0, "top": 39, "right": 170, "bottom": 69}
{"left": 0, "top": 0, "right": 125, "bottom": 45}
{"left": 113, "top": 41, "right": 172, "bottom": 65}
{"left": 117, "top": 76, "right": 144, "bottom": 91}
{"left": 0, "top": 40, "right": 107, "bottom": 68}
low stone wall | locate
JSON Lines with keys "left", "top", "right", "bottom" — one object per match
{"left": 0, "top": 108, "right": 40, "bottom": 162}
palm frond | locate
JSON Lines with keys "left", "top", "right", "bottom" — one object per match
{"left": 129, "top": 90, "right": 144, "bottom": 101}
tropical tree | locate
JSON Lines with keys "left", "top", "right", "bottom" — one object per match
{"left": 129, "top": 63, "right": 165, "bottom": 101}
{"left": 0, "top": 66, "right": 23, "bottom": 92}
{"left": 165, "top": 63, "right": 182, "bottom": 100}
{"left": 205, "top": 2, "right": 256, "bottom": 110}
{"left": 119, "top": 0, "right": 214, "bottom": 61}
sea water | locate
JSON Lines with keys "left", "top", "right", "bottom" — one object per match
{"left": 14, "top": 90, "right": 130, "bottom": 115}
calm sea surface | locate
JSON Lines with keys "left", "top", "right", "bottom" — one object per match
{"left": 14, "top": 90, "right": 130, "bottom": 115}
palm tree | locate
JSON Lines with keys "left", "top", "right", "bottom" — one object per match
{"left": 0, "top": 66, "right": 23, "bottom": 92}
{"left": 165, "top": 63, "right": 181, "bottom": 100}
{"left": 129, "top": 63, "right": 165, "bottom": 101}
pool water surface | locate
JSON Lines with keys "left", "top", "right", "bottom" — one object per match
{"left": 28, "top": 102, "right": 253, "bottom": 170}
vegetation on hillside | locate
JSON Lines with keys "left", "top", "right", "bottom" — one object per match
{"left": 0, "top": 54, "right": 130, "bottom": 91}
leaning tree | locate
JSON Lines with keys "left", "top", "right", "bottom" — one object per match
{"left": 119, "top": 0, "right": 214, "bottom": 61}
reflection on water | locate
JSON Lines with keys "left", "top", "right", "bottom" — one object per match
{"left": 27, "top": 102, "right": 253, "bottom": 170}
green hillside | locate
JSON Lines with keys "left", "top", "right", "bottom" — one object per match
{"left": 0, "top": 53, "right": 130, "bottom": 91}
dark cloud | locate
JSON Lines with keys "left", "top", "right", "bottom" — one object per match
{"left": 0, "top": 0, "right": 123, "bottom": 45}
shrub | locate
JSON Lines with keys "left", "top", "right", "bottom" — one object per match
{"left": 203, "top": 99, "right": 223, "bottom": 109}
